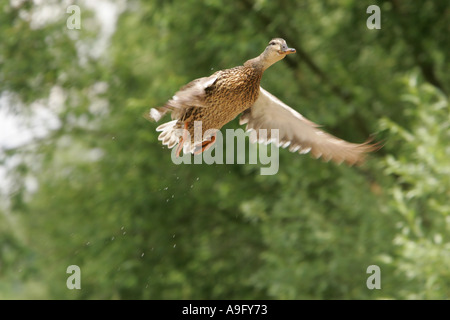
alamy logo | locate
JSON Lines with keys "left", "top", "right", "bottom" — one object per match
{"left": 366, "top": 5, "right": 381, "bottom": 30}
{"left": 66, "top": 5, "right": 81, "bottom": 30}
{"left": 66, "top": 265, "right": 81, "bottom": 289}
{"left": 170, "top": 122, "right": 280, "bottom": 175}
{"left": 366, "top": 265, "right": 381, "bottom": 289}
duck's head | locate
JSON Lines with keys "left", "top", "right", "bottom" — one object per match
{"left": 252, "top": 38, "right": 296, "bottom": 70}
{"left": 265, "top": 38, "right": 296, "bottom": 57}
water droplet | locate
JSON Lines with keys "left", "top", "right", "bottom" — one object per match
{"left": 164, "top": 187, "right": 168, "bottom": 190}
{"left": 111, "top": 236, "right": 115, "bottom": 241}
{"left": 190, "top": 185, "right": 193, "bottom": 188}
{"left": 122, "top": 231, "right": 126, "bottom": 235}
{"left": 173, "top": 244, "right": 176, "bottom": 248}
{"left": 141, "top": 253, "right": 145, "bottom": 257}
{"left": 196, "top": 177, "right": 199, "bottom": 181}
{"left": 172, "top": 234, "right": 176, "bottom": 238}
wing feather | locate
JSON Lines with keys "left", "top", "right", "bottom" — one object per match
{"left": 147, "top": 74, "right": 218, "bottom": 122}
{"left": 240, "top": 87, "right": 380, "bottom": 165}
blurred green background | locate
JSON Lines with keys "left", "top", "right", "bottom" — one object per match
{"left": 0, "top": 0, "right": 449, "bottom": 299}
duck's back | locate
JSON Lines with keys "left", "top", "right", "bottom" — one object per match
{"left": 195, "top": 65, "right": 263, "bottom": 129}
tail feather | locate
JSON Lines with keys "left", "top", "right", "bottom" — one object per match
{"left": 156, "top": 120, "right": 187, "bottom": 152}
{"left": 156, "top": 120, "right": 203, "bottom": 154}
{"left": 146, "top": 107, "right": 170, "bottom": 122}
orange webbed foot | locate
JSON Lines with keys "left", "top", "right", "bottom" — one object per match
{"left": 175, "top": 122, "right": 189, "bottom": 157}
{"left": 194, "top": 134, "right": 216, "bottom": 155}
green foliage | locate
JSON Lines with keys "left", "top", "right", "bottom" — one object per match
{"left": 380, "top": 78, "right": 450, "bottom": 298}
{"left": 1, "top": 0, "right": 449, "bottom": 299}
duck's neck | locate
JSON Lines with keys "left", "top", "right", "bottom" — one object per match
{"left": 244, "top": 50, "right": 283, "bottom": 72}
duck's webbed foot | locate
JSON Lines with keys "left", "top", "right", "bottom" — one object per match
{"left": 176, "top": 122, "right": 189, "bottom": 157}
{"left": 194, "top": 134, "right": 216, "bottom": 155}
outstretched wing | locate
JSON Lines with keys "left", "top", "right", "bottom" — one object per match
{"left": 147, "top": 74, "right": 218, "bottom": 122}
{"left": 239, "top": 87, "right": 379, "bottom": 165}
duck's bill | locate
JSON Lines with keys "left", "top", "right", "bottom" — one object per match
{"left": 279, "top": 48, "right": 296, "bottom": 55}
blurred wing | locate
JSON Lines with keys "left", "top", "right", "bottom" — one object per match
{"left": 240, "top": 87, "right": 379, "bottom": 165}
{"left": 148, "top": 74, "right": 218, "bottom": 121}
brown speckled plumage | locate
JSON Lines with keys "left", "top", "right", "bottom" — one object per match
{"left": 176, "top": 66, "right": 262, "bottom": 139}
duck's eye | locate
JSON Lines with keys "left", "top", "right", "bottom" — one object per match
{"left": 269, "top": 41, "right": 276, "bottom": 46}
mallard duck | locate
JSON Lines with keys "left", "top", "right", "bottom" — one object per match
{"left": 148, "top": 38, "right": 379, "bottom": 165}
